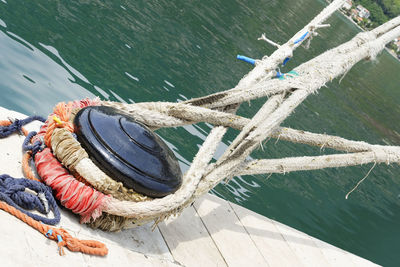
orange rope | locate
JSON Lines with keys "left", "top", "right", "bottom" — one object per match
{"left": 0, "top": 201, "right": 108, "bottom": 256}
{"left": 44, "top": 102, "right": 74, "bottom": 147}
{"left": 22, "top": 152, "right": 41, "bottom": 182}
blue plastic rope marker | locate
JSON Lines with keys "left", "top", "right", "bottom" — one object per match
{"left": 276, "top": 71, "right": 284, "bottom": 78}
{"left": 45, "top": 229, "right": 53, "bottom": 237}
{"left": 237, "top": 55, "right": 256, "bottom": 65}
{"left": 294, "top": 31, "right": 309, "bottom": 45}
{"left": 282, "top": 57, "right": 291, "bottom": 66}
{"left": 57, "top": 235, "right": 64, "bottom": 255}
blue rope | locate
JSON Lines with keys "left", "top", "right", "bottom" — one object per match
{"left": 23, "top": 131, "right": 44, "bottom": 158}
{"left": 237, "top": 55, "right": 256, "bottom": 65}
{"left": 293, "top": 31, "right": 309, "bottom": 45}
{"left": 282, "top": 57, "right": 291, "bottom": 66}
{"left": 0, "top": 115, "right": 46, "bottom": 138}
{"left": 276, "top": 71, "right": 284, "bottom": 78}
{"left": 0, "top": 174, "right": 60, "bottom": 225}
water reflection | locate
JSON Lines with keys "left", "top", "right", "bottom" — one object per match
{"left": 0, "top": 30, "right": 95, "bottom": 115}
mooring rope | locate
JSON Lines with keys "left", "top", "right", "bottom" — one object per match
{"left": 0, "top": 1, "right": 399, "bottom": 234}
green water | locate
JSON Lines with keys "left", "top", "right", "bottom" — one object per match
{"left": 1, "top": 0, "right": 400, "bottom": 265}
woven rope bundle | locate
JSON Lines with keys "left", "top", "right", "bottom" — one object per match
{"left": 23, "top": 2, "right": 400, "bottom": 231}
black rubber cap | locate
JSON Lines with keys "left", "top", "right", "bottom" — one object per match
{"left": 73, "top": 106, "right": 182, "bottom": 198}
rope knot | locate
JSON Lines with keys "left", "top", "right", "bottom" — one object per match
{"left": 23, "top": 131, "right": 46, "bottom": 158}
{"left": 0, "top": 118, "right": 23, "bottom": 137}
{"left": 44, "top": 227, "right": 108, "bottom": 256}
{"left": 11, "top": 118, "right": 23, "bottom": 133}
{"left": 0, "top": 115, "right": 46, "bottom": 138}
{"left": 44, "top": 228, "right": 68, "bottom": 255}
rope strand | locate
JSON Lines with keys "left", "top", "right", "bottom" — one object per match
{"left": 0, "top": 115, "right": 45, "bottom": 138}
{"left": 0, "top": 201, "right": 108, "bottom": 256}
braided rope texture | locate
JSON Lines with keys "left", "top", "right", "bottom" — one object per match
{"left": 0, "top": 201, "right": 108, "bottom": 256}
{"left": 36, "top": 148, "right": 110, "bottom": 223}
{"left": 0, "top": 174, "right": 60, "bottom": 225}
{"left": 52, "top": 128, "right": 149, "bottom": 202}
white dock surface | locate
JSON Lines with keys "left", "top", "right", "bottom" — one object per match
{"left": 0, "top": 107, "right": 380, "bottom": 267}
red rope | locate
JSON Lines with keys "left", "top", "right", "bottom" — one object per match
{"left": 35, "top": 148, "right": 109, "bottom": 223}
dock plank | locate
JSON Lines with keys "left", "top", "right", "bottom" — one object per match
{"left": 158, "top": 206, "right": 227, "bottom": 267}
{"left": 229, "top": 202, "right": 302, "bottom": 267}
{"left": 272, "top": 221, "right": 331, "bottom": 266}
{"left": 194, "top": 194, "right": 268, "bottom": 267}
{"left": 347, "top": 252, "right": 381, "bottom": 267}
{"left": 311, "top": 237, "right": 357, "bottom": 266}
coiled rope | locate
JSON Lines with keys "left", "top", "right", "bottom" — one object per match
{"left": 0, "top": 116, "right": 108, "bottom": 256}
{"left": 0, "top": 174, "right": 60, "bottom": 225}
{"left": 35, "top": 148, "right": 110, "bottom": 223}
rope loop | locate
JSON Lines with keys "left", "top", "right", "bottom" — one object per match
{"left": 0, "top": 174, "right": 60, "bottom": 225}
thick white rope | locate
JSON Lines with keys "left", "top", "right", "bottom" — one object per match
{"left": 99, "top": 102, "right": 399, "bottom": 154}
{"left": 239, "top": 150, "right": 400, "bottom": 176}
{"left": 93, "top": 14, "right": 400, "bottom": 221}
{"left": 104, "top": 126, "right": 226, "bottom": 219}
{"left": 191, "top": 24, "right": 400, "bottom": 197}
{"left": 184, "top": 25, "right": 400, "bottom": 109}
{"left": 181, "top": 0, "right": 346, "bottom": 108}
{"left": 181, "top": 17, "right": 400, "bottom": 110}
